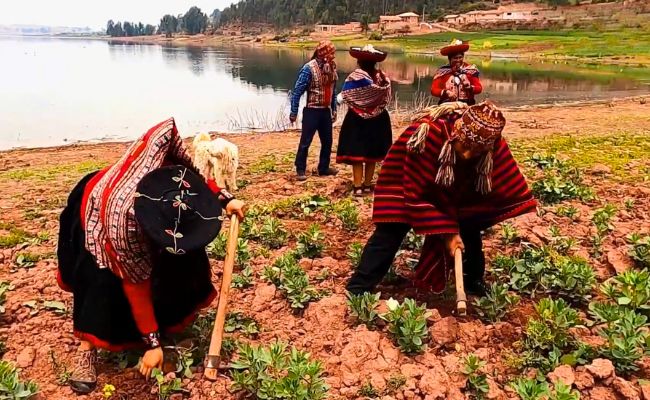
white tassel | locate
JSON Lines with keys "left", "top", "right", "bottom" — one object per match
{"left": 406, "top": 123, "right": 430, "bottom": 154}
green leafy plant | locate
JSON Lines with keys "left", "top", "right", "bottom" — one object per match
{"left": 381, "top": 298, "right": 431, "bottom": 354}
{"left": 596, "top": 308, "right": 648, "bottom": 375}
{"left": 530, "top": 158, "right": 594, "bottom": 205}
{"left": 402, "top": 230, "right": 424, "bottom": 251}
{"left": 500, "top": 223, "right": 519, "bottom": 245}
{"left": 333, "top": 199, "right": 360, "bottom": 231}
{"left": 236, "top": 239, "right": 252, "bottom": 267}
{"left": 590, "top": 234, "right": 605, "bottom": 258}
{"left": 152, "top": 368, "right": 184, "bottom": 400}
{"left": 473, "top": 282, "right": 519, "bottom": 323}
{"left": 231, "top": 341, "right": 328, "bottom": 400}
{"left": 549, "top": 382, "right": 580, "bottom": 400}
{"left": 297, "top": 224, "right": 325, "bottom": 259}
{"left": 358, "top": 381, "right": 379, "bottom": 398}
{"left": 14, "top": 253, "right": 40, "bottom": 269}
{"left": 627, "top": 233, "right": 650, "bottom": 269}
{"left": 508, "top": 245, "right": 596, "bottom": 303}
{"left": 592, "top": 204, "right": 617, "bottom": 236}
{"left": 600, "top": 269, "right": 650, "bottom": 312}
{"left": 225, "top": 312, "right": 260, "bottom": 338}
{"left": 347, "top": 242, "right": 363, "bottom": 267}
{"left": 624, "top": 198, "right": 635, "bottom": 211}
{"left": 346, "top": 292, "right": 380, "bottom": 327}
{"left": 510, "top": 377, "right": 549, "bottom": 400}
{"left": 232, "top": 266, "right": 254, "bottom": 289}
{"left": 206, "top": 232, "right": 227, "bottom": 259}
{"left": 555, "top": 205, "right": 579, "bottom": 220}
{"left": 258, "top": 217, "right": 288, "bottom": 249}
{"left": 462, "top": 354, "right": 489, "bottom": 400}
{"left": 0, "top": 360, "right": 38, "bottom": 399}
{"left": 249, "top": 155, "right": 277, "bottom": 174}
{"left": 299, "top": 195, "right": 330, "bottom": 217}
{"left": 102, "top": 383, "right": 116, "bottom": 398}
{"left": 264, "top": 252, "right": 320, "bottom": 310}
{"left": 165, "top": 346, "right": 195, "bottom": 379}
{"left": 190, "top": 310, "right": 216, "bottom": 361}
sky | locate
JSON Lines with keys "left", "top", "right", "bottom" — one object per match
{"left": 1, "top": 0, "right": 235, "bottom": 30}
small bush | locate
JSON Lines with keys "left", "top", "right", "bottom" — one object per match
{"left": 206, "top": 232, "right": 227, "bottom": 259}
{"left": 0, "top": 360, "right": 38, "bottom": 399}
{"left": 594, "top": 307, "right": 648, "bottom": 375}
{"left": 152, "top": 368, "right": 184, "bottom": 400}
{"left": 473, "top": 282, "right": 519, "bottom": 323}
{"left": 628, "top": 233, "right": 650, "bottom": 269}
{"left": 258, "top": 217, "right": 288, "bottom": 249}
{"left": 225, "top": 312, "right": 260, "bottom": 337}
{"left": 231, "top": 341, "right": 328, "bottom": 400}
{"left": 369, "top": 31, "right": 383, "bottom": 40}
{"left": 346, "top": 292, "right": 380, "bottom": 327}
{"left": 231, "top": 266, "right": 254, "bottom": 289}
{"left": 592, "top": 204, "right": 617, "bottom": 236}
{"left": 500, "top": 223, "right": 519, "bottom": 245}
{"left": 333, "top": 199, "right": 360, "bottom": 231}
{"left": 381, "top": 298, "right": 431, "bottom": 354}
{"left": 555, "top": 205, "right": 579, "bottom": 220}
{"left": 462, "top": 354, "right": 489, "bottom": 400}
{"left": 347, "top": 242, "right": 364, "bottom": 267}
{"left": 297, "top": 224, "right": 325, "bottom": 259}
{"left": 600, "top": 269, "right": 650, "bottom": 312}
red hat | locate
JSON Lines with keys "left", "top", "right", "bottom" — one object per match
{"left": 349, "top": 45, "right": 387, "bottom": 63}
{"left": 440, "top": 39, "right": 470, "bottom": 56}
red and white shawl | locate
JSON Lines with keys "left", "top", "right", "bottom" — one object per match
{"left": 82, "top": 118, "right": 200, "bottom": 283}
{"left": 341, "top": 69, "right": 392, "bottom": 119}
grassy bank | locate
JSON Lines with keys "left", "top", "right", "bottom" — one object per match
{"left": 279, "top": 28, "right": 650, "bottom": 65}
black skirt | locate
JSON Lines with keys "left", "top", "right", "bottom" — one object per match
{"left": 336, "top": 109, "right": 393, "bottom": 165}
{"left": 57, "top": 172, "right": 217, "bottom": 351}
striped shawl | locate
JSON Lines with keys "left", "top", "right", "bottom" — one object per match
{"left": 306, "top": 59, "right": 338, "bottom": 110}
{"left": 83, "top": 118, "right": 200, "bottom": 283}
{"left": 372, "top": 115, "right": 537, "bottom": 292}
{"left": 341, "top": 69, "right": 392, "bottom": 119}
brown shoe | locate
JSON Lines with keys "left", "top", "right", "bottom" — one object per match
{"left": 70, "top": 349, "right": 97, "bottom": 394}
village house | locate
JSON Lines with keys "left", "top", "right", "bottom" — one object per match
{"left": 443, "top": 3, "right": 562, "bottom": 27}
{"left": 314, "top": 22, "right": 361, "bottom": 35}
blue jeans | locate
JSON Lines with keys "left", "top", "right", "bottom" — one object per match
{"left": 295, "top": 108, "right": 333, "bottom": 174}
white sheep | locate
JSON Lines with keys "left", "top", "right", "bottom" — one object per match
{"left": 192, "top": 132, "right": 239, "bottom": 191}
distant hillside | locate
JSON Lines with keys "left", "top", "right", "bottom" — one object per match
{"left": 0, "top": 24, "right": 96, "bottom": 36}
{"left": 216, "top": 0, "right": 592, "bottom": 28}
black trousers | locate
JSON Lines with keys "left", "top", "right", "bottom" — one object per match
{"left": 295, "top": 108, "right": 333, "bottom": 174}
{"left": 346, "top": 223, "right": 485, "bottom": 294}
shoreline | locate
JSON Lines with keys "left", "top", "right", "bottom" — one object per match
{"left": 2, "top": 95, "right": 648, "bottom": 154}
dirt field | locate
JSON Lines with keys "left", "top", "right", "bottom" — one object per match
{"left": 0, "top": 98, "right": 649, "bottom": 400}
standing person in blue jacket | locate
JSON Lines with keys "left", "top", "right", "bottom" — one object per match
{"left": 289, "top": 40, "right": 339, "bottom": 181}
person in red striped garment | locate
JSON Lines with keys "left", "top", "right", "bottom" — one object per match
{"left": 346, "top": 101, "right": 537, "bottom": 297}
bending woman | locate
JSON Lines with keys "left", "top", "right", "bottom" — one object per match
{"left": 336, "top": 45, "right": 392, "bottom": 196}
{"left": 57, "top": 118, "right": 245, "bottom": 394}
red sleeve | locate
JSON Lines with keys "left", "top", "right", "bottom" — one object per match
{"left": 206, "top": 179, "right": 221, "bottom": 194}
{"left": 431, "top": 76, "right": 446, "bottom": 97}
{"left": 469, "top": 74, "right": 482, "bottom": 95}
{"left": 122, "top": 279, "right": 158, "bottom": 335}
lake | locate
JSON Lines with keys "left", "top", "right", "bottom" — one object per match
{"left": 1, "top": 36, "right": 648, "bottom": 150}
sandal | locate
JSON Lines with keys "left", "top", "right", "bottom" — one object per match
{"left": 70, "top": 349, "right": 98, "bottom": 394}
{"left": 353, "top": 186, "right": 364, "bottom": 197}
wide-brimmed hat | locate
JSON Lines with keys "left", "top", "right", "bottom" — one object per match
{"left": 440, "top": 39, "right": 470, "bottom": 56}
{"left": 134, "top": 165, "right": 223, "bottom": 255}
{"left": 349, "top": 44, "right": 387, "bottom": 63}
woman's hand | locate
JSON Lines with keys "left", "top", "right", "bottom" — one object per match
{"left": 460, "top": 74, "right": 472, "bottom": 90}
{"left": 444, "top": 233, "right": 464, "bottom": 257}
{"left": 140, "top": 347, "right": 163, "bottom": 378}
{"left": 444, "top": 89, "right": 458, "bottom": 101}
{"left": 226, "top": 199, "right": 246, "bottom": 221}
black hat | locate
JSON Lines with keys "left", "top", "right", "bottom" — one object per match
{"left": 134, "top": 165, "right": 223, "bottom": 255}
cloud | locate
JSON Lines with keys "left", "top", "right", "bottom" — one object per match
{"left": 1, "top": 0, "right": 236, "bottom": 29}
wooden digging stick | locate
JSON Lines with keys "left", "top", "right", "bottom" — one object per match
{"left": 454, "top": 248, "right": 467, "bottom": 316}
{"left": 204, "top": 214, "right": 240, "bottom": 381}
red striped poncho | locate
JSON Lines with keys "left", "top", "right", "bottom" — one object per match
{"left": 373, "top": 114, "right": 537, "bottom": 292}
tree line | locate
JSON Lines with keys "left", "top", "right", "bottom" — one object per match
{"left": 106, "top": 6, "right": 216, "bottom": 37}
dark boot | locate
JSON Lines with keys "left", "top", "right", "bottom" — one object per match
{"left": 70, "top": 349, "right": 97, "bottom": 394}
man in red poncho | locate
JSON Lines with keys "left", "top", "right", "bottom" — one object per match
{"left": 346, "top": 101, "right": 537, "bottom": 296}
{"left": 431, "top": 39, "right": 483, "bottom": 106}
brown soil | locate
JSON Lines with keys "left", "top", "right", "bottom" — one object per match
{"left": 0, "top": 98, "right": 649, "bottom": 400}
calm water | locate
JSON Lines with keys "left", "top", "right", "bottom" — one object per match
{"left": 1, "top": 36, "right": 648, "bottom": 150}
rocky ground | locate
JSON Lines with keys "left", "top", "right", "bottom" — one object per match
{"left": 0, "top": 98, "right": 649, "bottom": 400}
